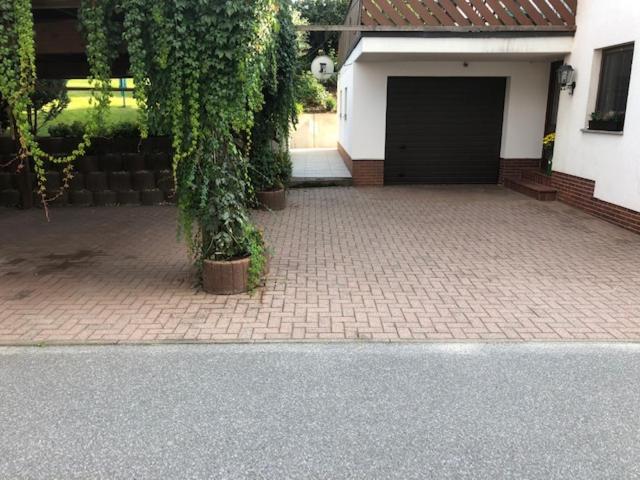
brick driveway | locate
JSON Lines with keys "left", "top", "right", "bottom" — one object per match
{"left": 1, "top": 186, "right": 640, "bottom": 344}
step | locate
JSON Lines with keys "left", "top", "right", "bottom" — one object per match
{"left": 504, "top": 176, "right": 557, "bottom": 201}
{"left": 521, "top": 170, "right": 553, "bottom": 186}
{"left": 289, "top": 177, "right": 353, "bottom": 188}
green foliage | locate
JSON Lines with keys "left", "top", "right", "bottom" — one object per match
{"left": 120, "top": 0, "right": 281, "bottom": 278}
{"left": 48, "top": 121, "right": 86, "bottom": 138}
{"left": 296, "top": 0, "right": 350, "bottom": 60}
{"left": 47, "top": 119, "right": 140, "bottom": 138}
{"left": 107, "top": 120, "right": 140, "bottom": 137}
{"left": 590, "top": 110, "right": 625, "bottom": 122}
{"left": 249, "top": 0, "right": 298, "bottom": 193}
{"left": 244, "top": 223, "right": 267, "bottom": 292}
{"left": 2, "top": 0, "right": 298, "bottom": 287}
{"left": 250, "top": 146, "right": 292, "bottom": 192}
{"left": 0, "top": 0, "right": 113, "bottom": 210}
{"left": 297, "top": 0, "right": 351, "bottom": 25}
{"left": 296, "top": 71, "right": 335, "bottom": 112}
{"left": 28, "top": 79, "right": 69, "bottom": 134}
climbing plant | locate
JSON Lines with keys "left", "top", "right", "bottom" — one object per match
{"left": 248, "top": 0, "right": 298, "bottom": 193}
{"left": 0, "top": 0, "right": 114, "bottom": 212}
{"left": 121, "top": 0, "right": 283, "bottom": 282}
{"left": 1, "top": 0, "right": 296, "bottom": 287}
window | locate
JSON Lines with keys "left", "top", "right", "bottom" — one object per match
{"left": 344, "top": 87, "right": 348, "bottom": 121}
{"left": 593, "top": 43, "right": 634, "bottom": 130}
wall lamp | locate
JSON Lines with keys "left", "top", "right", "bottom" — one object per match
{"left": 557, "top": 64, "right": 576, "bottom": 95}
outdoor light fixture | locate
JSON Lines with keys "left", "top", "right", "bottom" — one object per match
{"left": 557, "top": 64, "right": 576, "bottom": 94}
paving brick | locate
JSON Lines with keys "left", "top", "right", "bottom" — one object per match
{"left": 1, "top": 186, "right": 640, "bottom": 343}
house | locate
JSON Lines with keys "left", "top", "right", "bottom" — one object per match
{"left": 336, "top": 0, "right": 640, "bottom": 233}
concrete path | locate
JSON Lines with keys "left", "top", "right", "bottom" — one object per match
{"left": 1, "top": 343, "right": 639, "bottom": 479}
{"left": 290, "top": 148, "right": 351, "bottom": 180}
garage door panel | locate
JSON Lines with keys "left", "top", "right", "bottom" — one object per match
{"left": 384, "top": 77, "right": 505, "bottom": 185}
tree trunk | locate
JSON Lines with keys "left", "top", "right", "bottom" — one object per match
{"left": 7, "top": 107, "right": 34, "bottom": 209}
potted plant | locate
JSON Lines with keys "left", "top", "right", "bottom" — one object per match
{"left": 248, "top": 2, "right": 297, "bottom": 211}
{"left": 542, "top": 132, "right": 555, "bottom": 176}
{"left": 251, "top": 143, "right": 291, "bottom": 211}
{"left": 202, "top": 221, "right": 266, "bottom": 295}
{"left": 197, "top": 162, "right": 268, "bottom": 295}
{"left": 589, "top": 111, "right": 625, "bottom": 132}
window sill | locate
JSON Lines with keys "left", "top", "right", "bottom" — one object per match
{"left": 581, "top": 128, "right": 624, "bottom": 136}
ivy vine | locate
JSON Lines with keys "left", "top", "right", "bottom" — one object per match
{"left": 0, "top": 0, "right": 114, "bottom": 214}
{"left": 249, "top": 0, "right": 298, "bottom": 193}
{"left": 120, "top": 0, "right": 289, "bottom": 284}
{"left": 1, "top": 0, "right": 297, "bottom": 288}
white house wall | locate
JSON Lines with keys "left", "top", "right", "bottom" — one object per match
{"left": 342, "top": 60, "right": 550, "bottom": 161}
{"left": 337, "top": 60, "right": 354, "bottom": 155}
{"left": 554, "top": 0, "right": 640, "bottom": 212}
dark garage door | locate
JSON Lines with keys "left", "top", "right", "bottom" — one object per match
{"left": 384, "top": 77, "right": 506, "bottom": 184}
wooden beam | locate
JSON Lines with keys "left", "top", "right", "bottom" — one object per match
{"left": 35, "top": 19, "right": 85, "bottom": 55}
{"left": 298, "top": 24, "right": 576, "bottom": 32}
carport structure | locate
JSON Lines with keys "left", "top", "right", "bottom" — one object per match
{"left": 32, "top": 0, "right": 128, "bottom": 78}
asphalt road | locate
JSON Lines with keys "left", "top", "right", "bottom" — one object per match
{"left": 1, "top": 343, "right": 639, "bottom": 479}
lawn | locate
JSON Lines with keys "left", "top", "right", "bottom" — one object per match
{"left": 38, "top": 79, "right": 140, "bottom": 136}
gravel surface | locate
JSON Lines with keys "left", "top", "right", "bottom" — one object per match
{"left": 1, "top": 343, "right": 639, "bottom": 479}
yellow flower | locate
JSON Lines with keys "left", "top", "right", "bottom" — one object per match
{"left": 543, "top": 133, "right": 556, "bottom": 147}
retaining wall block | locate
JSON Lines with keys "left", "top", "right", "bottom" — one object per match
{"left": 117, "top": 190, "right": 141, "bottom": 205}
{"left": 99, "top": 153, "right": 123, "bottom": 172}
{"left": 122, "top": 153, "right": 146, "bottom": 172}
{"left": 69, "top": 189, "right": 93, "bottom": 206}
{"left": 140, "top": 188, "right": 165, "bottom": 206}
{"left": 85, "top": 171, "right": 108, "bottom": 193}
{"left": 93, "top": 190, "right": 117, "bottom": 206}
{"left": 0, "top": 189, "right": 20, "bottom": 207}
{"left": 77, "top": 155, "right": 100, "bottom": 173}
{"left": 133, "top": 170, "right": 156, "bottom": 191}
{"left": 69, "top": 172, "right": 85, "bottom": 191}
{"left": 108, "top": 171, "right": 132, "bottom": 192}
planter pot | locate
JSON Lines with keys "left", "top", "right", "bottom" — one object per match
{"left": 202, "top": 256, "right": 250, "bottom": 295}
{"left": 256, "top": 188, "right": 286, "bottom": 211}
{"left": 588, "top": 120, "right": 624, "bottom": 132}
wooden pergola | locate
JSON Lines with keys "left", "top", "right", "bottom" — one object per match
{"left": 33, "top": 0, "right": 129, "bottom": 78}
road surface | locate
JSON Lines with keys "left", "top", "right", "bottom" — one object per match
{"left": 1, "top": 343, "right": 639, "bottom": 479}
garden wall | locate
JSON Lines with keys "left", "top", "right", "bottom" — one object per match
{"left": 0, "top": 136, "right": 174, "bottom": 208}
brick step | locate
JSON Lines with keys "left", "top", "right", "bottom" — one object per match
{"left": 290, "top": 177, "right": 353, "bottom": 188}
{"left": 521, "top": 169, "right": 553, "bottom": 186}
{"left": 504, "top": 176, "right": 557, "bottom": 201}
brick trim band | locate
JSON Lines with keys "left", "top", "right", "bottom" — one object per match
{"left": 517, "top": 168, "right": 640, "bottom": 235}
{"left": 337, "top": 142, "right": 384, "bottom": 186}
{"left": 549, "top": 171, "right": 640, "bottom": 234}
{"left": 499, "top": 158, "right": 542, "bottom": 183}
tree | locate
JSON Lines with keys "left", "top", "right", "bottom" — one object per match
{"left": 296, "top": 0, "right": 350, "bottom": 64}
{"left": 26, "top": 80, "right": 69, "bottom": 135}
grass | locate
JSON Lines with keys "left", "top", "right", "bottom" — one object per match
{"left": 38, "top": 79, "right": 140, "bottom": 136}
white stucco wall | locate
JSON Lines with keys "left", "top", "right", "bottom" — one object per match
{"left": 339, "top": 59, "right": 550, "bottom": 161}
{"left": 553, "top": 0, "right": 640, "bottom": 212}
{"left": 337, "top": 60, "right": 354, "bottom": 154}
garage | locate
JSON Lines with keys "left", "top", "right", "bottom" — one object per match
{"left": 384, "top": 77, "right": 506, "bottom": 184}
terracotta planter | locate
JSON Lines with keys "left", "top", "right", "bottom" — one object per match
{"left": 202, "top": 256, "right": 250, "bottom": 295}
{"left": 256, "top": 188, "right": 286, "bottom": 211}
